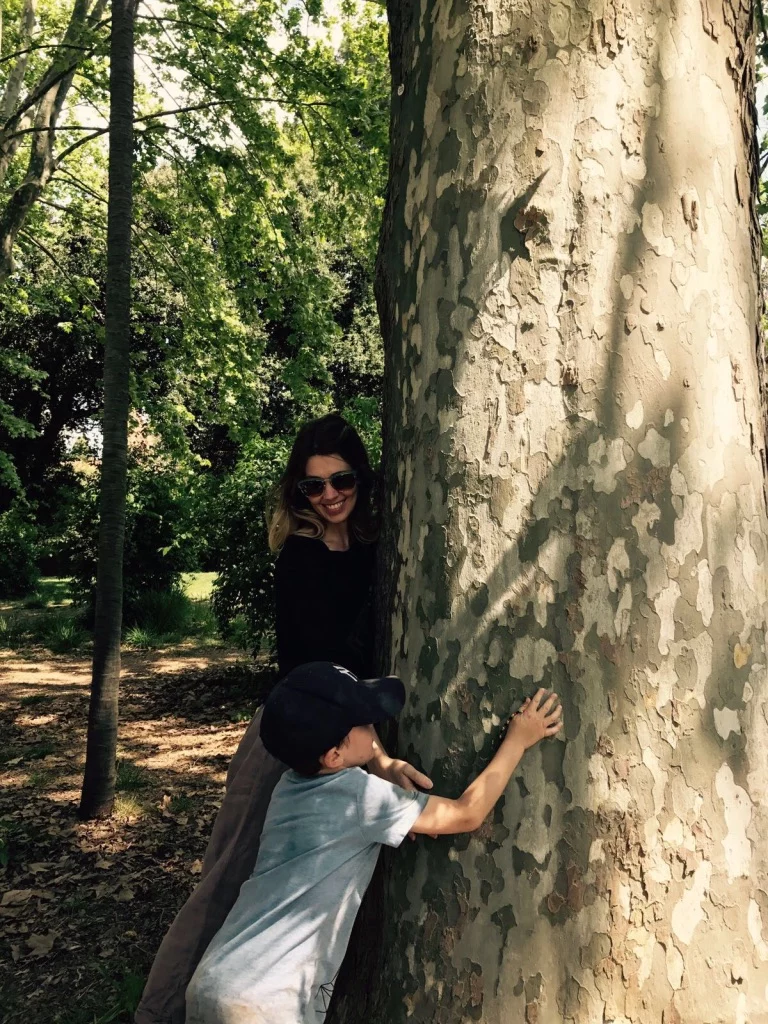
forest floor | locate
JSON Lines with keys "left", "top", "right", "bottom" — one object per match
{"left": 0, "top": 635, "right": 274, "bottom": 1024}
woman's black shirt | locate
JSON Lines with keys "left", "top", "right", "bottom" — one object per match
{"left": 275, "top": 534, "right": 376, "bottom": 680}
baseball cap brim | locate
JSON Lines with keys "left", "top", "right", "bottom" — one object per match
{"left": 342, "top": 675, "right": 406, "bottom": 724}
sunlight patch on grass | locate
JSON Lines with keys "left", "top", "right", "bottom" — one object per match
{"left": 182, "top": 571, "right": 216, "bottom": 601}
{"left": 113, "top": 793, "right": 147, "bottom": 822}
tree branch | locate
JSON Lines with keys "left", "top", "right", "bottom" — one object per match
{"left": 18, "top": 228, "right": 104, "bottom": 319}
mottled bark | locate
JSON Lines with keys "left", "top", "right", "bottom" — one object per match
{"left": 78, "top": 0, "right": 134, "bottom": 821}
{"left": 339, "top": 0, "right": 768, "bottom": 1021}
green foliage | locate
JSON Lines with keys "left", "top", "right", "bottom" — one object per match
{"left": 68, "top": 442, "right": 200, "bottom": 618}
{"left": 210, "top": 435, "right": 290, "bottom": 646}
{"left": 115, "top": 759, "right": 150, "bottom": 792}
{"left": 0, "top": 613, "right": 27, "bottom": 648}
{"left": 131, "top": 589, "right": 193, "bottom": 634}
{"left": 0, "top": 501, "right": 40, "bottom": 597}
{"left": 42, "top": 612, "right": 88, "bottom": 653}
{"left": 124, "top": 625, "right": 163, "bottom": 650}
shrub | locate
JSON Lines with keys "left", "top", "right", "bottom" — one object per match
{"left": 0, "top": 614, "right": 27, "bottom": 648}
{"left": 0, "top": 502, "right": 40, "bottom": 598}
{"left": 124, "top": 625, "right": 163, "bottom": 650}
{"left": 42, "top": 613, "right": 87, "bottom": 653}
{"left": 130, "top": 589, "right": 192, "bottom": 634}
{"left": 210, "top": 436, "right": 290, "bottom": 649}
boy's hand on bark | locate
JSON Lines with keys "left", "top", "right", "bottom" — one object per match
{"left": 505, "top": 689, "right": 562, "bottom": 749}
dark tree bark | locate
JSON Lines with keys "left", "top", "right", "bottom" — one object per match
{"left": 333, "top": 0, "right": 768, "bottom": 1021}
{"left": 78, "top": 0, "right": 134, "bottom": 821}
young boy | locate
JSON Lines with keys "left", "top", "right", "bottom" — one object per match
{"left": 185, "top": 661, "right": 562, "bottom": 1024}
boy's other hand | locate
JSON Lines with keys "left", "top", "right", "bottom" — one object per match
{"left": 388, "top": 758, "right": 433, "bottom": 793}
{"left": 506, "top": 689, "right": 562, "bottom": 750}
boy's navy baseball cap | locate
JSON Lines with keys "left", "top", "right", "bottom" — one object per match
{"left": 260, "top": 661, "right": 405, "bottom": 769}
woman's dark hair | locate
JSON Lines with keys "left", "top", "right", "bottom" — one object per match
{"left": 268, "top": 414, "right": 378, "bottom": 550}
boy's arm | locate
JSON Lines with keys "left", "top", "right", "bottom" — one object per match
{"left": 410, "top": 690, "right": 562, "bottom": 836}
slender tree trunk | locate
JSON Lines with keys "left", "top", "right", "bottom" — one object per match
{"left": 335, "top": 0, "right": 768, "bottom": 1021}
{"left": 78, "top": 0, "right": 134, "bottom": 821}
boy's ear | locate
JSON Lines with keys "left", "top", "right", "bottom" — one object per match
{"left": 320, "top": 745, "right": 345, "bottom": 770}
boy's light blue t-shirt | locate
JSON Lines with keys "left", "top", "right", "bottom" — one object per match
{"left": 186, "top": 766, "right": 428, "bottom": 1024}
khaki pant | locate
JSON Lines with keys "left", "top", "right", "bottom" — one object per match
{"left": 134, "top": 709, "right": 287, "bottom": 1024}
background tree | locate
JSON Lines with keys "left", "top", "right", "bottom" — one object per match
{"left": 333, "top": 0, "right": 768, "bottom": 1021}
{"left": 78, "top": 0, "right": 134, "bottom": 820}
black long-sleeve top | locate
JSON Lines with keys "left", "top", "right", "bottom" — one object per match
{"left": 274, "top": 534, "right": 376, "bottom": 680}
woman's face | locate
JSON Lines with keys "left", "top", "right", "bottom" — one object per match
{"left": 303, "top": 453, "right": 358, "bottom": 525}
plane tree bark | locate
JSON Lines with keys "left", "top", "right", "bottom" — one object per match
{"left": 333, "top": 0, "right": 768, "bottom": 1021}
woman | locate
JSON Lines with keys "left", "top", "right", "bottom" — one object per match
{"left": 135, "top": 414, "right": 430, "bottom": 1024}
{"left": 271, "top": 413, "right": 379, "bottom": 679}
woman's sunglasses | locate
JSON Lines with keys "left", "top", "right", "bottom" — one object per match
{"left": 297, "top": 470, "right": 358, "bottom": 499}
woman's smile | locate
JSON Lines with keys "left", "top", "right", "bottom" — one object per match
{"left": 321, "top": 496, "right": 348, "bottom": 516}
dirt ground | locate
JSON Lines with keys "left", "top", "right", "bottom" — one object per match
{"left": 0, "top": 643, "right": 273, "bottom": 1024}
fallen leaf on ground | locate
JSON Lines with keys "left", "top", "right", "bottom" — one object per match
{"left": 27, "top": 932, "right": 56, "bottom": 957}
{"left": 189, "top": 859, "right": 202, "bottom": 875}
{"left": 2, "top": 889, "right": 34, "bottom": 906}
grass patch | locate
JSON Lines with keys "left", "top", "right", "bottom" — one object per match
{"left": 19, "top": 693, "right": 54, "bottom": 707}
{"left": 182, "top": 571, "right": 216, "bottom": 601}
{"left": 113, "top": 793, "right": 147, "bottom": 822}
{"left": 37, "top": 577, "right": 73, "bottom": 606}
{"left": 222, "top": 614, "right": 252, "bottom": 650}
{"left": 168, "top": 793, "right": 194, "bottom": 815}
{"left": 0, "top": 613, "right": 28, "bottom": 648}
{"left": 28, "top": 767, "right": 56, "bottom": 789}
{"left": 21, "top": 740, "right": 57, "bottom": 761}
{"left": 115, "top": 759, "right": 150, "bottom": 792}
{"left": 41, "top": 612, "right": 88, "bottom": 653}
{"left": 130, "top": 590, "right": 192, "bottom": 636}
{"left": 124, "top": 625, "right": 164, "bottom": 650}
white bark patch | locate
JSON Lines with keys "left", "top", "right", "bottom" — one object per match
{"left": 615, "top": 583, "right": 632, "bottom": 642}
{"left": 713, "top": 706, "right": 741, "bottom": 740}
{"left": 655, "top": 580, "right": 681, "bottom": 656}
{"left": 641, "top": 203, "right": 675, "bottom": 257}
{"left": 646, "top": 660, "right": 676, "bottom": 712}
{"left": 715, "top": 764, "right": 752, "bottom": 880}
{"left": 583, "top": 436, "right": 627, "bottom": 493}
{"left": 620, "top": 274, "right": 634, "bottom": 301}
{"left": 627, "top": 927, "right": 656, "bottom": 987}
{"left": 696, "top": 559, "right": 714, "bottom": 626}
{"left": 664, "top": 491, "right": 704, "bottom": 567}
{"left": 589, "top": 838, "right": 605, "bottom": 863}
{"left": 654, "top": 346, "right": 672, "bottom": 380}
{"left": 607, "top": 538, "right": 630, "bottom": 593}
{"left": 508, "top": 637, "right": 557, "bottom": 683}
{"left": 538, "top": 534, "right": 572, "bottom": 591}
{"left": 671, "top": 860, "right": 711, "bottom": 944}
{"left": 666, "top": 942, "right": 685, "bottom": 990}
{"left": 686, "top": 631, "right": 713, "bottom": 709}
{"left": 638, "top": 427, "right": 671, "bottom": 468}
{"left": 748, "top": 899, "right": 768, "bottom": 961}
{"left": 663, "top": 818, "right": 684, "bottom": 846}
{"left": 625, "top": 400, "right": 644, "bottom": 430}
{"left": 642, "top": 746, "right": 667, "bottom": 815}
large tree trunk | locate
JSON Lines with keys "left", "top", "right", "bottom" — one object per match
{"left": 78, "top": 0, "right": 134, "bottom": 821}
{"left": 340, "top": 0, "right": 768, "bottom": 1021}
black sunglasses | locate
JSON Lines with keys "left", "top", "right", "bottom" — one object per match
{"left": 297, "top": 470, "right": 358, "bottom": 499}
